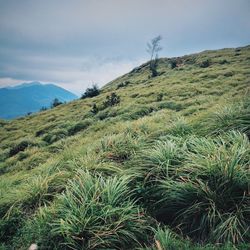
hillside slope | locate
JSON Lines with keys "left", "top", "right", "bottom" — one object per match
{"left": 0, "top": 45, "right": 249, "bottom": 249}
{"left": 0, "top": 82, "right": 77, "bottom": 119}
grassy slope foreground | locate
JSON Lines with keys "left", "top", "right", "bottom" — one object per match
{"left": 0, "top": 45, "right": 249, "bottom": 249}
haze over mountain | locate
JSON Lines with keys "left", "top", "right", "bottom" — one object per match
{"left": 0, "top": 82, "right": 77, "bottom": 119}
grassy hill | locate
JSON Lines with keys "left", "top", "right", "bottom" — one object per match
{"left": 0, "top": 45, "right": 249, "bottom": 249}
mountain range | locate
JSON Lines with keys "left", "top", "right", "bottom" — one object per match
{"left": 0, "top": 82, "right": 77, "bottom": 119}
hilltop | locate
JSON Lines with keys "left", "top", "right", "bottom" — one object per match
{"left": 0, "top": 82, "right": 77, "bottom": 119}
{"left": 0, "top": 45, "right": 249, "bottom": 249}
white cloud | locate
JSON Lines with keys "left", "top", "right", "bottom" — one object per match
{"left": 0, "top": 56, "right": 145, "bottom": 95}
{"left": 0, "top": 78, "right": 22, "bottom": 87}
{"left": 0, "top": 0, "right": 249, "bottom": 94}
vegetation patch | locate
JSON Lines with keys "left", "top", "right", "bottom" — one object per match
{"left": 9, "top": 139, "right": 35, "bottom": 157}
{"left": 67, "top": 119, "right": 93, "bottom": 136}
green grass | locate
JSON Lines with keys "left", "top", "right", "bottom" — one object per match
{"left": 154, "top": 132, "right": 249, "bottom": 243}
{"left": 0, "top": 45, "right": 250, "bottom": 249}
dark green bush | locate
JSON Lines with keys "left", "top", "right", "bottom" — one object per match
{"left": 90, "top": 103, "right": 98, "bottom": 114}
{"left": 219, "top": 59, "right": 229, "bottom": 64}
{"left": 199, "top": 59, "right": 211, "bottom": 68}
{"left": 158, "top": 102, "right": 183, "bottom": 111}
{"left": 51, "top": 98, "right": 63, "bottom": 108}
{"left": 116, "top": 81, "right": 130, "bottom": 89}
{"left": 12, "top": 206, "right": 61, "bottom": 250}
{"left": 224, "top": 71, "right": 234, "bottom": 77}
{"left": 0, "top": 206, "right": 25, "bottom": 244}
{"left": 169, "top": 60, "right": 177, "bottom": 69}
{"left": 81, "top": 84, "right": 100, "bottom": 99}
{"left": 131, "top": 93, "right": 139, "bottom": 98}
{"left": 67, "top": 119, "right": 92, "bottom": 135}
{"left": 35, "top": 124, "right": 57, "bottom": 137}
{"left": 103, "top": 92, "right": 120, "bottom": 108}
{"left": 9, "top": 140, "right": 33, "bottom": 157}
{"left": 129, "top": 106, "right": 154, "bottom": 120}
{"left": 156, "top": 93, "right": 164, "bottom": 102}
{"left": 40, "top": 106, "right": 48, "bottom": 111}
{"left": 95, "top": 109, "right": 110, "bottom": 120}
{"left": 42, "top": 129, "right": 68, "bottom": 144}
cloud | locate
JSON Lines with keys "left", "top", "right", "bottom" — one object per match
{"left": 0, "top": 0, "right": 249, "bottom": 94}
{"left": 0, "top": 53, "right": 145, "bottom": 94}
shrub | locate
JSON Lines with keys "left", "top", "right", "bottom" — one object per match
{"left": 0, "top": 206, "right": 25, "bottom": 244}
{"left": 40, "top": 106, "right": 48, "bottom": 111}
{"left": 12, "top": 206, "right": 60, "bottom": 250}
{"left": 51, "top": 98, "right": 63, "bottom": 108}
{"left": 169, "top": 60, "right": 177, "bottom": 69}
{"left": 158, "top": 102, "right": 183, "bottom": 111}
{"left": 103, "top": 92, "right": 120, "bottom": 108}
{"left": 90, "top": 103, "right": 98, "bottom": 114}
{"left": 9, "top": 139, "right": 34, "bottom": 157}
{"left": 42, "top": 128, "right": 68, "bottom": 144}
{"left": 116, "top": 81, "right": 130, "bottom": 89}
{"left": 67, "top": 119, "right": 92, "bottom": 136}
{"left": 199, "top": 59, "right": 211, "bottom": 68}
{"left": 219, "top": 59, "right": 229, "bottom": 64}
{"left": 131, "top": 93, "right": 139, "bottom": 98}
{"left": 129, "top": 106, "right": 154, "bottom": 120}
{"left": 35, "top": 124, "right": 56, "bottom": 137}
{"left": 21, "top": 150, "right": 50, "bottom": 170}
{"left": 50, "top": 171, "right": 150, "bottom": 249}
{"left": 0, "top": 120, "right": 7, "bottom": 127}
{"left": 156, "top": 93, "right": 164, "bottom": 102}
{"left": 223, "top": 71, "right": 234, "bottom": 77}
{"left": 81, "top": 84, "right": 100, "bottom": 99}
{"left": 95, "top": 109, "right": 110, "bottom": 120}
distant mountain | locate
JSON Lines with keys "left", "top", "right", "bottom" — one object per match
{"left": 0, "top": 82, "right": 78, "bottom": 119}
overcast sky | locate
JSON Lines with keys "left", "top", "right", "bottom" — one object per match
{"left": 0, "top": 0, "right": 249, "bottom": 95}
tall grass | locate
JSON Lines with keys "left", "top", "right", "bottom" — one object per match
{"left": 202, "top": 97, "right": 250, "bottom": 137}
{"left": 134, "top": 136, "right": 184, "bottom": 180}
{"left": 97, "top": 132, "right": 145, "bottom": 162}
{"left": 140, "top": 227, "right": 249, "bottom": 250}
{"left": 50, "top": 171, "right": 151, "bottom": 249}
{"left": 155, "top": 132, "right": 250, "bottom": 244}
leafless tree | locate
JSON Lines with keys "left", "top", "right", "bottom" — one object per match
{"left": 146, "top": 35, "right": 162, "bottom": 77}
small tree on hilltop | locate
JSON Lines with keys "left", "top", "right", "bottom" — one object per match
{"left": 146, "top": 35, "right": 162, "bottom": 77}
